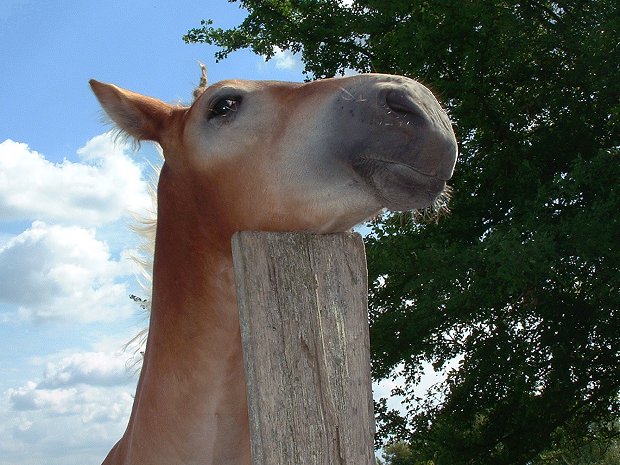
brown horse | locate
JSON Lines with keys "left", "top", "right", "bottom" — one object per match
{"left": 90, "top": 72, "right": 457, "bottom": 465}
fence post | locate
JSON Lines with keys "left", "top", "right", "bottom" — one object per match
{"left": 232, "top": 231, "right": 376, "bottom": 465}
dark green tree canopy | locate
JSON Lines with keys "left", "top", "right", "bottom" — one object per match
{"left": 186, "top": 1, "right": 620, "bottom": 463}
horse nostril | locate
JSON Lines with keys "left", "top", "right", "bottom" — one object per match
{"left": 384, "top": 88, "right": 429, "bottom": 125}
{"left": 385, "top": 89, "right": 419, "bottom": 115}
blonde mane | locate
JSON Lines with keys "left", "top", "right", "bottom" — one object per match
{"left": 125, "top": 157, "right": 158, "bottom": 365}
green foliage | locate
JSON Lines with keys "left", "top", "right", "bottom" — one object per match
{"left": 183, "top": 0, "right": 373, "bottom": 78}
{"left": 382, "top": 441, "right": 416, "bottom": 465}
{"left": 533, "top": 422, "right": 620, "bottom": 465}
{"left": 186, "top": 1, "right": 620, "bottom": 463}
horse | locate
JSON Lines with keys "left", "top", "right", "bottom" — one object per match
{"left": 90, "top": 70, "right": 457, "bottom": 465}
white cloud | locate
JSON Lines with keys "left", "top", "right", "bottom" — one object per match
{"left": 0, "top": 133, "right": 152, "bottom": 462}
{"left": 0, "top": 135, "right": 156, "bottom": 323}
{"left": 0, "top": 134, "right": 151, "bottom": 225}
{"left": 271, "top": 46, "right": 302, "bottom": 70}
{"left": 0, "top": 221, "right": 137, "bottom": 323}
{"left": 1, "top": 384, "right": 133, "bottom": 465}
{"left": 259, "top": 46, "right": 303, "bottom": 71}
{"left": 6, "top": 380, "right": 134, "bottom": 422}
{"left": 39, "top": 351, "right": 135, "bottom": 388}
{"left": 0, "top": 348, "right": 136, "bottom": 465}
{"left": 9, "top": 382, "right": 78, "bottom": 413}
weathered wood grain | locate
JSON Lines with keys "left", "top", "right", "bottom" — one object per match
{"left": 232, "top": 231, "right": 376, "bottom": 465}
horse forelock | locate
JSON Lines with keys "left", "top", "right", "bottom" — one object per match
{"left": 192, "top": 62, "right": 209, "bottom": 101}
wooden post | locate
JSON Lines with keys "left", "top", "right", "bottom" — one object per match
{"left": 232, "top": 231, "right": 376, "bottom": 465}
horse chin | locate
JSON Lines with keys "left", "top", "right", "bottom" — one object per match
{"left": 361, "top": 159, "right": 448, "bottom": 212}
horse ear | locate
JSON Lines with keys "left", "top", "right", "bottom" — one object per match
{"left": 89, "top": 80, "right": 172, "bottom": 143}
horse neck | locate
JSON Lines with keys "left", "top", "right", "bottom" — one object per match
{"left": 146, "top": 163, "right": 240, "bottom": 361}
{"left": 123, "top": 164, "right": 250, "bottom": 464}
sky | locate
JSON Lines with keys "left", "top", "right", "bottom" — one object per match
{"left": 0, "top": 2, "right": 419, "bottom": 464}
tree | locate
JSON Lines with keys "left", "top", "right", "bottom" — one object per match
{"left": 185, "top": 1, "right": 620, "bottom": 463}
{"left": 533, "top": 421, "right": 620, "bottom": 465}
{"left": 380, "top": 441, "right": 416, "bottom": 465}
{"left": 379, "top": 430, "right": 620, "bottom": 465}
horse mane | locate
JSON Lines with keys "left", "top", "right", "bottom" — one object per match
{"left": 124, "top": 154, "right": 158, "bottom": 368}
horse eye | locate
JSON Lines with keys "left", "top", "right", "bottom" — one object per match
{"left": 209, "top": 97, "right": 241, "bottom": 119}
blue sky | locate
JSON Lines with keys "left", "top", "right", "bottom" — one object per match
{"left": 0, "top": 2, "right": 310, "bottom": 464}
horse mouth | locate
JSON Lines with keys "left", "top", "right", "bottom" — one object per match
{"left": 356, "top": 157, "right": 449, "bottom": 211}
